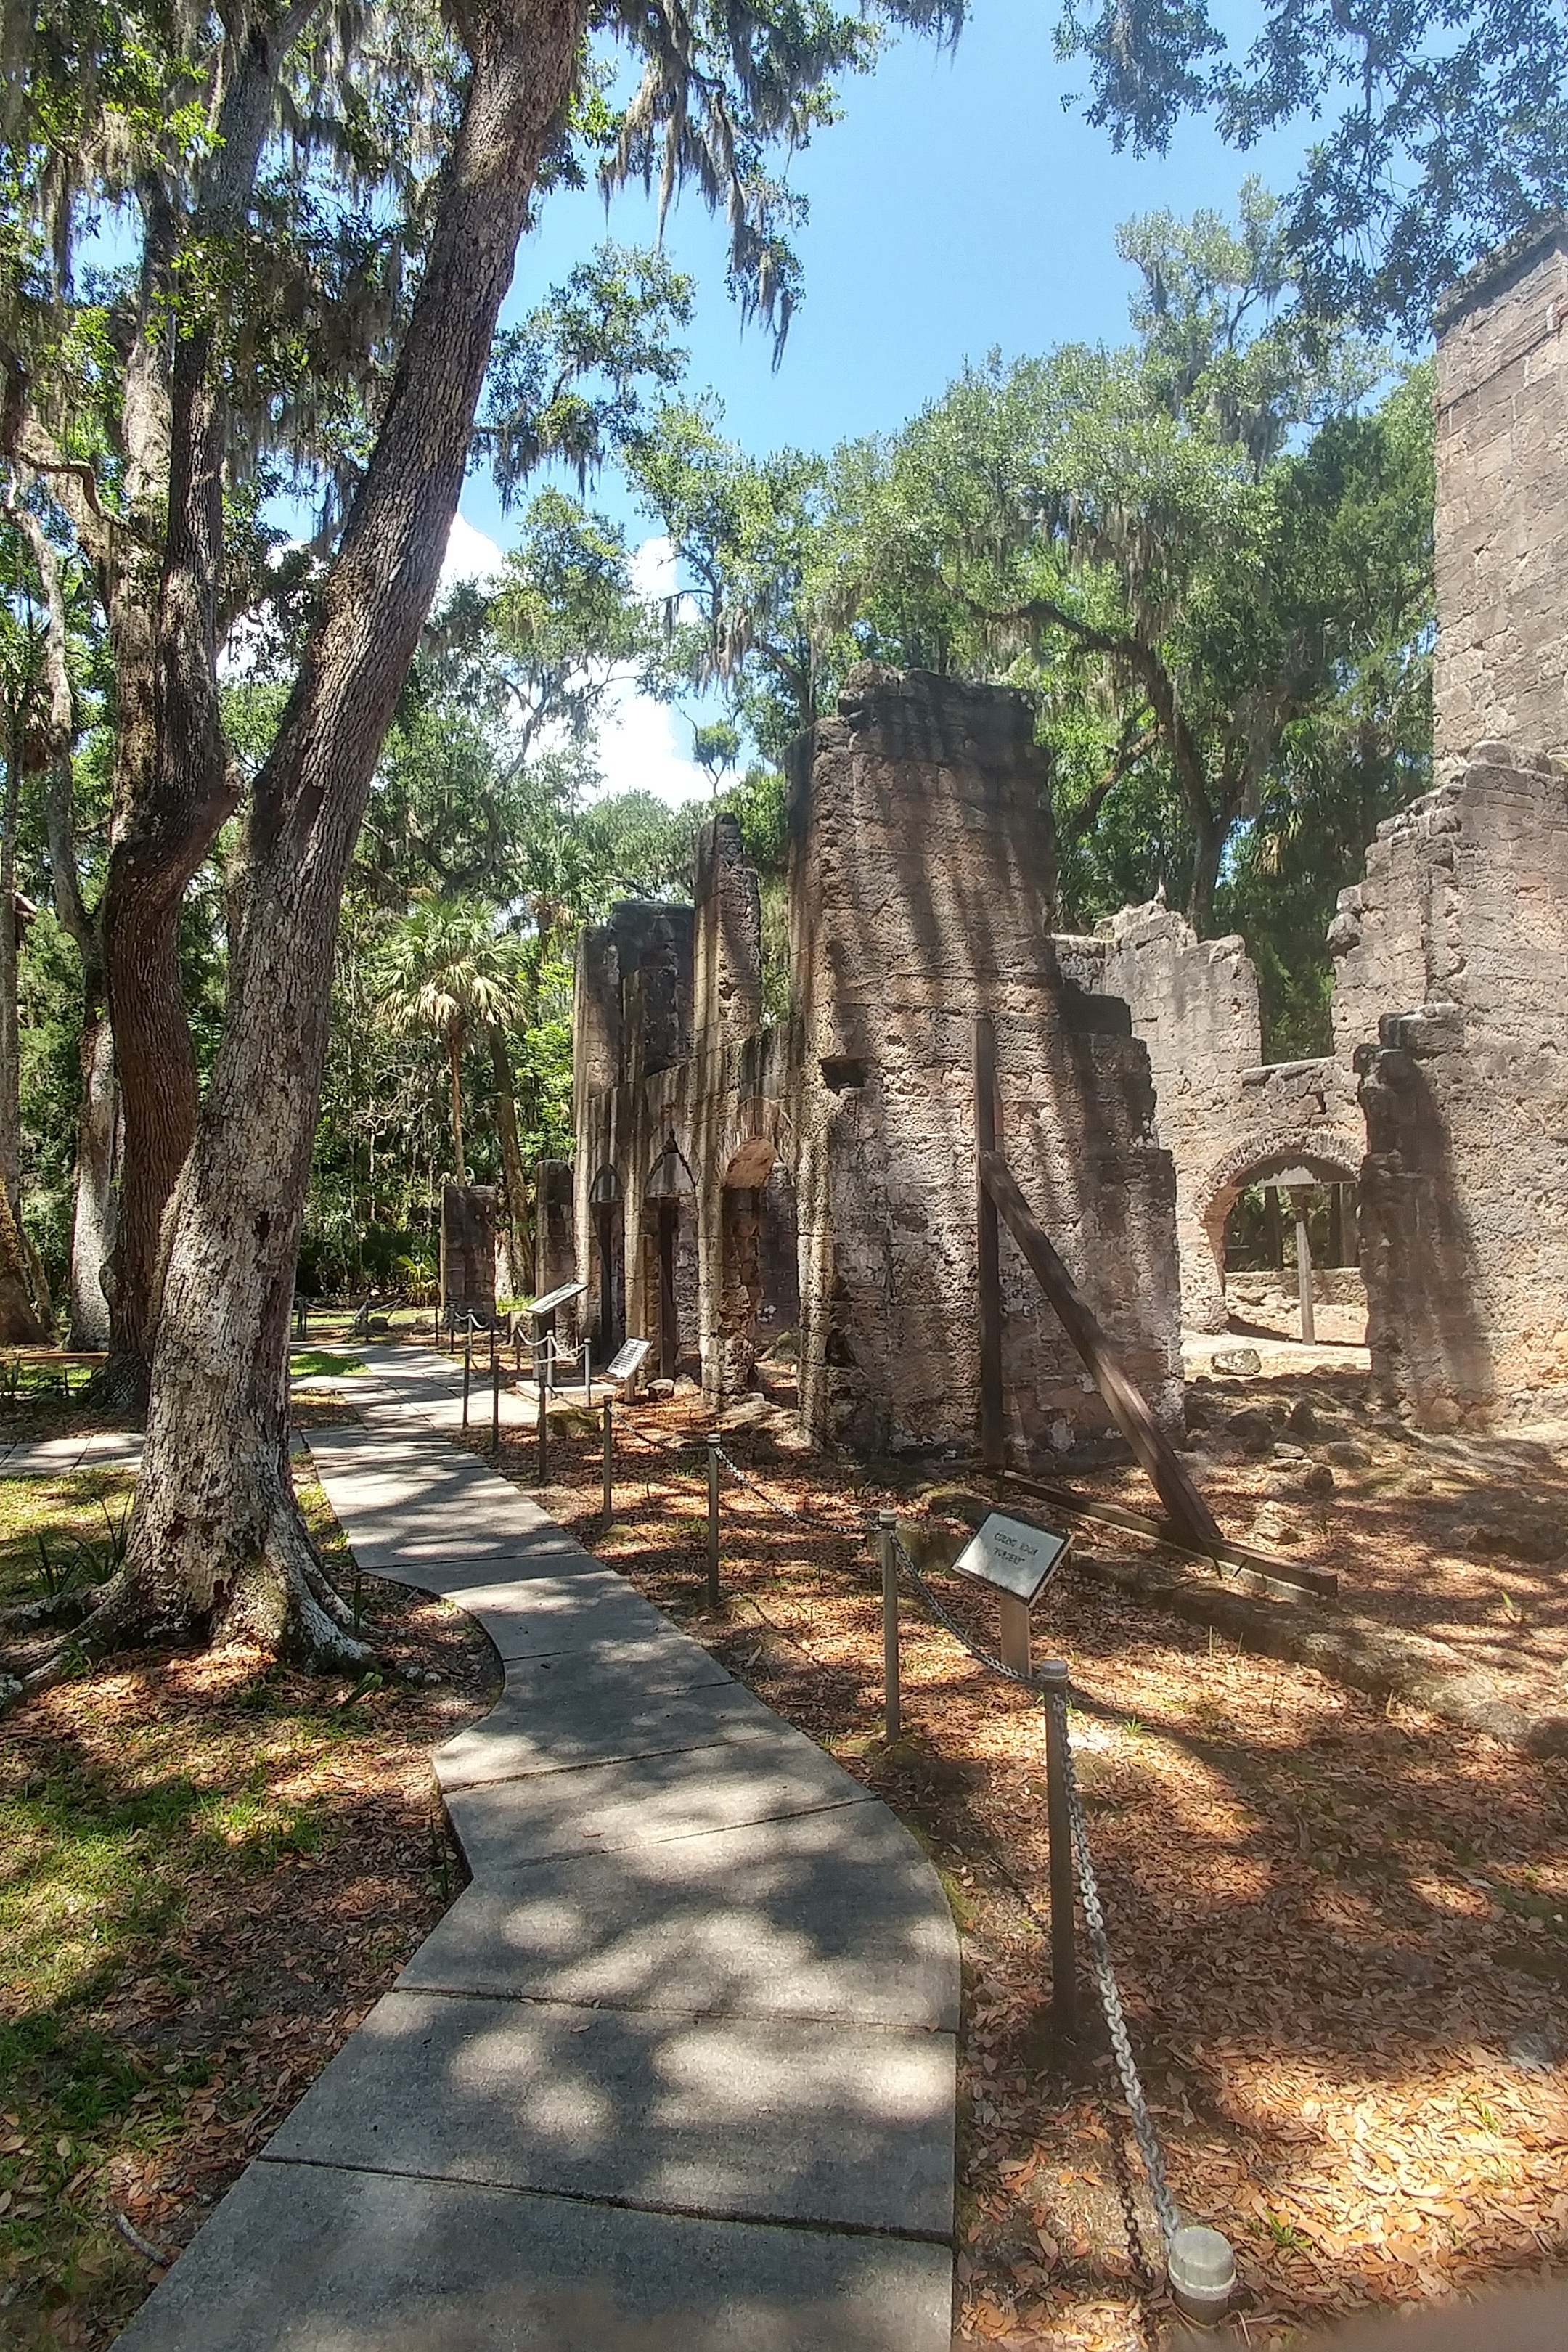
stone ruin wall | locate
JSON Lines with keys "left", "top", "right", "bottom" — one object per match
{"left": 1434, "top": 217, "right": 1568, "bottom": 768}
{"left": 786, "top": 664, "right": 1183, "bottom": 1459}
{"left": 1064, "top": 905, "right": 1363, "bottom": 1332}
{"left": 572, "top": 664, "right": 1185, "bottom": 1467}
{"left": 1331, "top": 753, "right": 1568, "bottom": 1427}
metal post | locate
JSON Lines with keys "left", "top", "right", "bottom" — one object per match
{"left": 462, "top": 1324, "right": 471, "bottom": 1428}
{"left": 1040, "top": 1659, "right": 1077, "bottom": 2035}
{"left": 601, "top": 1396, "right": 613, "bottom": 1526}
{"left": 583, "top": 1336, "right": 592, "bottom": 1404}
{"left": 536, "top": 1346, "right": 548, "bottom": 1484}
{"left": 706, "top": 1437, "right": 721, "bottom": 1610}
{"left": 490, "top": 1326, "right": 500, "bottom": 1455}
{"left": 878, "top": 1511, "right": 900, "bottom": 1744}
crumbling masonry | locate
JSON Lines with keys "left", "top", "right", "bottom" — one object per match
{"left": 570, "top": 221, "right": 1568, "bottom": 1446}
{"left": 573, "top": 666, "right": 1183, "bottom": 1468}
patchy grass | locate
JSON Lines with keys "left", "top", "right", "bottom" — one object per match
{"left": 287, "top": 1352, "right": 367, "bottom": 1381}
{"left": 0, "top": 1462, "right": 497, "bottom": 2349}
{"left": 472, "top": 1384, "right": 1568, "bottom": 2350}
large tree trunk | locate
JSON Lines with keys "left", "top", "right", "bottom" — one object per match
{"left": 91, "top": 0, "right": 589, "bottom": 1669}
{"left": 13, "top": 503, "right": 118, "bottom": 1352}
{"left": 0, "top": 709, "right": 23, "bottom": 1215}
{"left": 97, "top": 7, "right": 315, "bottom": 1415}
{"left": 70, "top": 1013, "right": 117, "bottom": 1348}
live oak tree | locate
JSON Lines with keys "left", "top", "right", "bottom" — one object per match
{"left": 1053, "top": 0, "right": 1568, "bottom": 331}
{"left": 1, "top": 0, "right": 966, "bottom": 1699}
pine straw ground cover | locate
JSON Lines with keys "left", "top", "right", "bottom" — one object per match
{"left": 0, "top": 1461, "right": 495, "bottom": 2351}
{"left": 467, "top": 1381, "right": 1568, "bottom": 2350}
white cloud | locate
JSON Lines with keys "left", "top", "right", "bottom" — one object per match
{"left": 592, "top": 676, "right": 709, "bottom": 809}
{"left": 629, "top": 531, "right": 679, "bottom": 600}
{"left": 441, "top": 511, "right": 505, "bottom": 589}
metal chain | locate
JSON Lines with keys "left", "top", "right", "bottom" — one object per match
{"left": 607, "top": 1404, "right": 708, "bottom": 1461}
{"left": 889, "top": 1527, "right": 1040, "bottom": 1687}
{"left": 881, "top": 1524, "right": 1178, "bottom": 2263}
{"left": 711, "top": 1443, "right": 870, "bottom": 1540}
{"left": 1044, "top": 1681, "right": 1180, "bottom": 2254}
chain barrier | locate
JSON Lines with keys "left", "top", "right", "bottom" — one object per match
{"left": 883, "top": 1524, "right": 1179, "bottom": 2263}
{"left": 1044, "top": 1678, "right": 1180, "bottom": 2255}
{"left": 709, "top": 1442, "right": 871, "bottom": 1542}
{"left": 889, "top": 1526, "right": 1037, "bottom": 1686}
{"left": 606, "top": 1403, "right": 708, "bottom": 1461}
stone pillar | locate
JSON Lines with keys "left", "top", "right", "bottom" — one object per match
{"left": 785, "top": 662, "right": 1183, "bottom": 1462}
{"left": 1434, "top": 217, "right": 1568, "bottom": 766}
{"left": 693, "top": 812, "right": 764, "bottom": 1048}
{"left": 534, "top": 1159, "right": 575, "bottom": 1309}
{"left": 441, "top": 1182, "right": 498, "bottom": 1325}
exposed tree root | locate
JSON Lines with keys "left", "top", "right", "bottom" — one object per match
{"left": 0, "top": 1488, "right": 375, "bottom": 1712}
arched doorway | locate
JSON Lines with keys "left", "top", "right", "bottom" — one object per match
{"left": 1200, "top": 1135, "right": 1364, "bottom": 1342}
{"left": 588, "top": 1167, "right": 624, "bottom": 1355}
{"left": 716, "top": 1138, "right": 801, "bottom": 1399}
{"left": 645, "top": 1135, "right": 698, "bottom": 1381}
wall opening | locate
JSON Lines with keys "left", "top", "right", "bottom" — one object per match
{"left": 588, "top": 1167, "right": 624, "bottom": 1354}
{"left": 717, "top": 1142, "right": 801, "bottom": 1399}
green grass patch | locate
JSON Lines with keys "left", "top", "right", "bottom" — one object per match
{"left": 0, "top": 1469, "right": 136, "bottom": 1612}
{"left": 288, "top": 1349, "right": 367, "bottom": 1379}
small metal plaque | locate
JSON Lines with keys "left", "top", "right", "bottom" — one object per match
{"left": 528, "top": 1279, "right": 588, "bottom": 1320}
{"left": 951, "top": 1512, "right": 1069, "bottom": 1606}
{"left": 605, "top": 1337, "right": 653, "bottom": 1384}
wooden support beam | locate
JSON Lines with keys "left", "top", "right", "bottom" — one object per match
{"left": 978, "top": 1147, "right": 1225, "bottom": 1558}
{"left": 974, "top": 1016, "right": 1005, "bottom": 1471}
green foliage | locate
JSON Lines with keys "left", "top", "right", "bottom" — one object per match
{"left": 1053, "top": 0, "right": 1568, "bottom": 332}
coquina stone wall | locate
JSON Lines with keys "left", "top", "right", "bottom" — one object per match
{"left": 1066, "top": 905, "right": 1363, "bottom": 1331}
{"left": 572, "top": 666, "right": 1184, "bottom": 1465}
{"left": 1434, "top": 216, "right": 1568, "bottom": 766}
{"left": 1331, "top": 751, "right": 1568, "bottom": 1427}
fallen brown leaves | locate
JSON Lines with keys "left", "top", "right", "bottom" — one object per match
{"left": 475, "top": 1374, "right": 1568, "bottom": 2350}
{"left": 0, "top": 1508, "right": 494, "bottom": 2351}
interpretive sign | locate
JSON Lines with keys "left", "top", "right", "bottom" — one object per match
{"left": 952, "top": 1513, "right": 1069, "bottom": 1607}
{"left": 528, "top": 1279, "right": 588, "bottom": 1321}
{"left": 605, "top": 1337, "right": 653, "bottom": 1384}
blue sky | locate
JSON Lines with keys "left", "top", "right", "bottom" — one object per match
{"left": 443, "top": 0, "right": 1318, "bottom": 800}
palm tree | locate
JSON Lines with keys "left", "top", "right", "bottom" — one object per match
{"left": 375, "top": 904, "right": 528, "bottom": 1264}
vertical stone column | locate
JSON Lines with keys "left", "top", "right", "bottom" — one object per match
{"left": 693, "top": 813, "right": 764, "bottom": 1048}
{"left": 1434, "top": 218, "right": 1568, "bottom": 765}
{"left": 786, "top": 662, "right": 1183, "bottom": 1462}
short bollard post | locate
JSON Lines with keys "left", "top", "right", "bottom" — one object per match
{"left": 462, "top": 1325, "right": 472, "bottom": 1428}
{"left": 601, "top": 1397, "right": 613, "bottom": 1526}
{"left": 878, "top": 1511, "right": 900, "bottom": 1744}
{"left": 489, "top": 1327, "right": 500, "bottom": 1455}
{"left": 582, "top": 1338, "right": 592, "bottom": 1404}
{"left": 1041, "top": 1659, "right": 1077, "bottom": 2036}
{"left": 1166, "top": 2224, "right": 1236, "bottom": 2324}
{"left": 536, "top": 1350, "right": 548, "bottom": 1484}
{"left": 706, "top": 1437, "right": 722, "bottom": 1611}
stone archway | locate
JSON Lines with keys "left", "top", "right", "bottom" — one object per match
{"left": 1194, "top": 1126, "right": 1365, "bottom": 1331}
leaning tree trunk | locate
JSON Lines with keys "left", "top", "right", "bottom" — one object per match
{"left": 83, "top": 0, "right": 591, "bottom": 1670}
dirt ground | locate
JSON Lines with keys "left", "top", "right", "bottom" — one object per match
{"left": 465, "top": 1361, "right": 1568, "bottom": 2349}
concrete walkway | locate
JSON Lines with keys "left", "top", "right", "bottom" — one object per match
{"left": 117, "top": 1344, "right": 959, "bottom": 2352}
